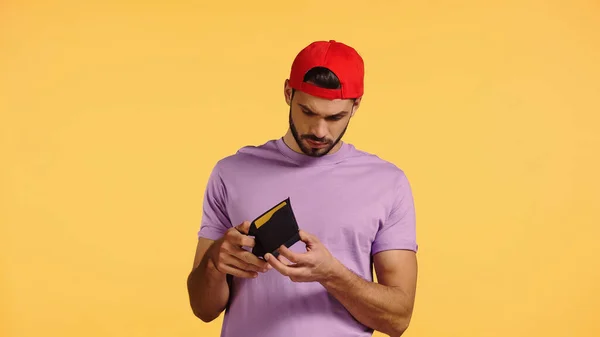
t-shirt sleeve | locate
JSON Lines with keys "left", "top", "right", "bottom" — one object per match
{"left": 371, "top": 171, "right": 418, "bottom": 255}
{"left": 197, "top": 164, "right": 232, "bottom": 240}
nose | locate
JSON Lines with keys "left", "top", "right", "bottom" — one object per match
{"left": 310, "top": 119, "right": 328, "bottom": 139}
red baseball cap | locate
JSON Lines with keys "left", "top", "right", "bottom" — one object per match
{"left": 288, "top": 40, "right": 364, "bottom": 100}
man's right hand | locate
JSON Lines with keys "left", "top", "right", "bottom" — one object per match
{"left": 206, "top": 221, "right": 271, "bottom": 278}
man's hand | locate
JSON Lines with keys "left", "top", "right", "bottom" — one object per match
{"left": 265, "top": 228, "right": 417, "bottom": 337}
{"left": 207, "top": 221, "right": 272, "bottom": 278}
{"left": 264, "top": 230, "right": 340, "bottom": 283}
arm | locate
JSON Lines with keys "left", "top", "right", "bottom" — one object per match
{"left": 266, "top": 236, "right": 417, "bottom": 337}
{"left": 320, "top": 249, "right": 417, "bottom": 337}
{"left": 187, "top": 222, "right": 271, "bottom": 322}
{"left": 186, "top": 238, "right": 229, "bottom": 322}
{"left": 187, "top": 164, "right": 231, "bottom": 322}
{"left": 321, "top": 171, "right": 418, "bottom": 336}
{"left": 265, "top": 171, "right": 418, "bottom": 336}
{"left": 186, "top": 164, "right": 271, "bottom": 322}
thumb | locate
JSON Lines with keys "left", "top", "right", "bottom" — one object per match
{"left": 235, "top": 221, "right": 251, "bottom": 235}
{"left": 298, "top": 230, "right": 317, "bottom": 244}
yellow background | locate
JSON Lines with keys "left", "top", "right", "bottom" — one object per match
{"left": 2, "top": 1, "right": 599, "bottom": 336}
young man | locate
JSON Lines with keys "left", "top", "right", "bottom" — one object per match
{"left": 187, "top": 40, "right": 418, "bottom": 337}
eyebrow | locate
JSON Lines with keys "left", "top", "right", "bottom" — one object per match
{"left": 298, "top": 103, "right": 350, "bottom": 117}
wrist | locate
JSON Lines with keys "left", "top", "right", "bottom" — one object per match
{"left": 320, "top": 257, "right": 347, "bottom": 287}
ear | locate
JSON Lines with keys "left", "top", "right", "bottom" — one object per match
{"left": 284, "top": 79, "right": 293, "bottom": 106}
{"left": 350, "top": 97, "right": 362, "bottom": 117}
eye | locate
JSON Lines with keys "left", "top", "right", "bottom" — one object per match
{"left": 302, "top": 109, "right": 316, "bottom": 116}
{"left": 326, "top": 115, "right": 344, "bottom": 121}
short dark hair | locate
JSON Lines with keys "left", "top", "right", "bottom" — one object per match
{"left": 303, "top": 66, "right": 341, "bottom": 89}
{"left": 291, "top": 66, "right": 341, "bottom": 100}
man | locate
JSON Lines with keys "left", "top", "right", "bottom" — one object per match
{"left": 187, "top": 40, "right": 418, "bottom": 337}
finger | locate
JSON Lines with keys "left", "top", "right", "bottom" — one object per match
{"left": 227, "top": 228, "right": 255, "bottom": 248}
{"left": 223, "top": 254, "right": 263, "bottom": 273}
{"left": 298, "top": 230, "right": 318, "bottom": 244}
{"left": 265, "top": 253, "right": 297, "bottom": 277}
{"left": 236, "top": 235, "right": 256, "bottom": 248}
{"left": 277, "top": 253, "right": 292, "bottom": 266}
{"left": 278, "top": 245, "right": 307, "bottom": 264}
{"left": 225, "top": 251, "right": 269, "bottom": 272}
{"left": 218, "top": 263, "right": 258, "bottom": 279}
{"left": 235, "top": 221, "right": 251, "bottom": 235}
{"left": 236, "top": 250, "right": 271, "bottom": 271}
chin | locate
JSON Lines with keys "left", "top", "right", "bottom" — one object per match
{"left": 303, "top": 145, "right": 332, "bottom": 157}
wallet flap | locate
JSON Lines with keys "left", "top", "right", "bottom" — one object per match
{"left": 249, "top": 197, "right": 300, "bottom": 258}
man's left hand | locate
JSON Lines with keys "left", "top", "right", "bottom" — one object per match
{"left": 264, "top": 230, "right": 340, "bottom": 283}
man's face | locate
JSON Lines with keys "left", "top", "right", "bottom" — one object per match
{"left": 287, "top": 88, "right": 359, "bottom": 157}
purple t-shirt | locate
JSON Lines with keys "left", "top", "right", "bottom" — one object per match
{"left": 197, "top": 138, "right": 417, "bottom": 337}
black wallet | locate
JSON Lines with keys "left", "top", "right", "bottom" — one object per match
{"left": 248, "top": 197, "right": 301, "bottom": 258}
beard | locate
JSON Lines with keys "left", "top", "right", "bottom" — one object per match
{"left": 288, "top": 106, "right": 349, "bottom": 157}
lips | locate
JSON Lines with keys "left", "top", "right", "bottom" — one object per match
{"left": 306, "top": 140, "right": 328, "bottom": 148}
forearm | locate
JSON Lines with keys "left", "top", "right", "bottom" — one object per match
{"left": 187, "top": 251, "right": 230, "bottom": 322}
{"left": 320, "top": 260, "right": 413, "bottom": 337}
